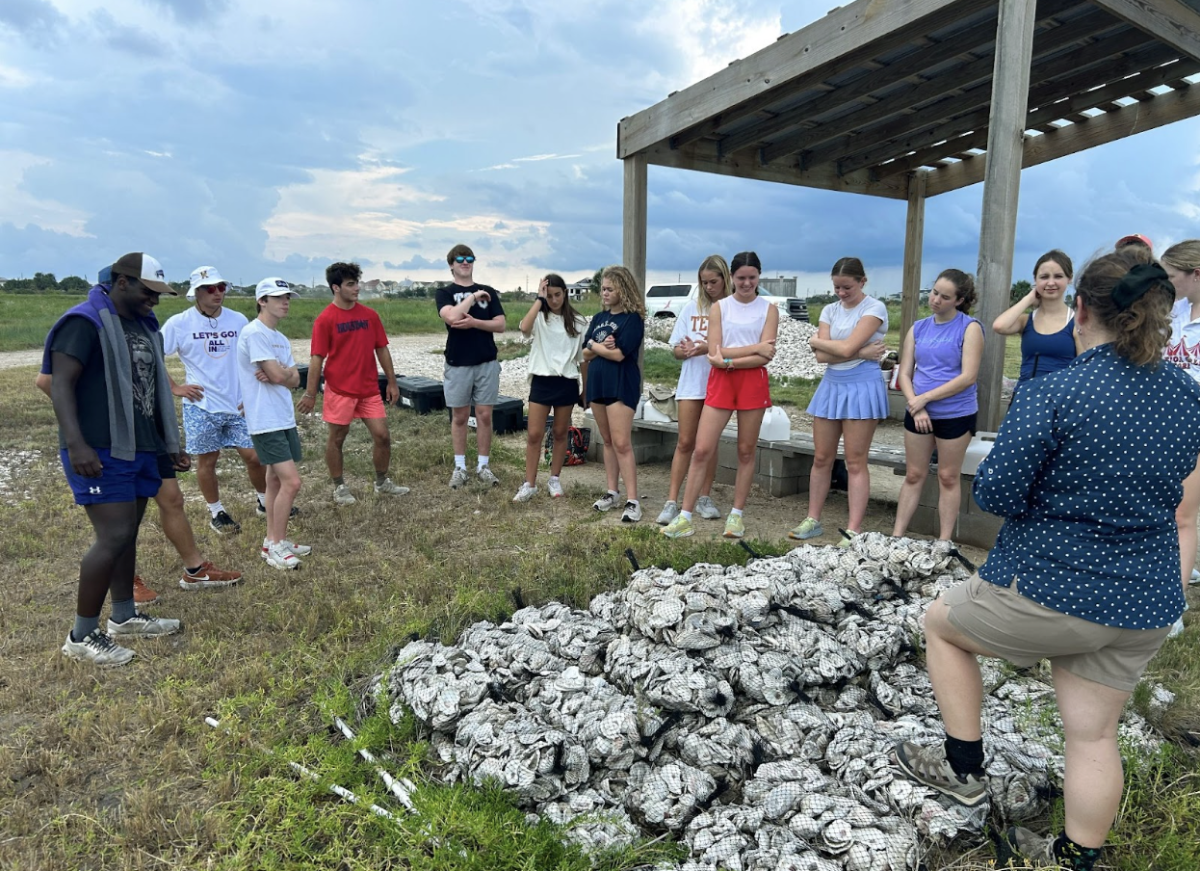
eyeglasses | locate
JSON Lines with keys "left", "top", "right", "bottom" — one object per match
{"left": 454, "top": 256, "right": 476, "bottom": 264}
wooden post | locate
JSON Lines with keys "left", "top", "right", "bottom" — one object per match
{"left": 900, "top": 170, "right": 927, "bottom": 345}
{"left": 976, "top": 0, "right": 1037, "bottom": 432}
{"left": 623, "top": 154, "right": 648, "bottom": 295}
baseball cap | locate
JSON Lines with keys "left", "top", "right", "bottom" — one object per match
{"left": 255, "top": 277, "right": 296, "bottom": 300}
{"left": 97, "top": 265, "right": 111, "bottom": 286}
{"left": 110, "top": 253, "right": 175, "bottom": 295}
{"left": 1116, "top": 233, "right": 1152, "bottom": 250}
{"left": 188, "top": 265, "right": 227, "bottom": 300}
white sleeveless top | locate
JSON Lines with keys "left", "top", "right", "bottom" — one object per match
{"left": 718, "top": 295, "right": 770, "bottom": 349}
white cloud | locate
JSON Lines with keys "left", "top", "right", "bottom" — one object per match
{"left": 0, "top": 64, "right": 33, "bottom": 88}
{"left": 0, "top": 151, "right": 92, "bottom": 237}
{"left": 635, "top": 0, "right": 782, "bottom": 87}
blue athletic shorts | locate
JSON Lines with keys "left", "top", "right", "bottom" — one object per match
{"left": 60, "top": 448, "right": 161, "bottom": 505}
{"left": 183, "top": 404, "right": 254, "bottom": 455}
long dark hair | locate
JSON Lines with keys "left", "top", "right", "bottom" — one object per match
{"left": 541, "top": 273, "right": 583, "bottom": 338}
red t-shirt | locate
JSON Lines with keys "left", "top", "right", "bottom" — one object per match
{"left": 311, "top": 302, "right": 389, "bottom": 398}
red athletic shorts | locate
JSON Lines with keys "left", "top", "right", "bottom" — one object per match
{"left": 705, "top": 367, "right": 771, "bottom": 411}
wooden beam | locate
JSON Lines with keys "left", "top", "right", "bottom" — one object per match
{"left": 618, "top": 0, "right": 971, "bottom": 159}
{"left": 715, "top": 9, "right": 1010, "bottom": 157}
{"left": 925, "top": 82, "right": 1200, "bottom": 195}
{"left": 639, "top": 139, "right": 908, "bottom": 199}
{"left": 758, "top": 3, "right": 1105, "bottom": 165}
{"left": 901, "top": 171, "right": 928, "bottom": 344}
{"left": 828, "top": 33, "right": 1168, "bottom": 176}
{"left": 872, "top": 55, "right": 1200, "bottom": 178}
{"left": 1092, "top": 0, "right": 1200, "bottom": 64}
{"left": 976, "top": 0, "right": 1038, "bottom": 433}
{"left": 622, "top": 155, "right": 647, "bottom": 299}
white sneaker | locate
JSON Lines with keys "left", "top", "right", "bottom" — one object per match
{"left": 547, "top": 478, "right": 565, "bottom": 498}
{"left": 621, "top": 500, "right": 642, "bottom": 523}
{"left": 477, "top": 466, "right": 500, "bottom": 487}
{"left": 279, "top": 540, "right": 312, "bottom": 557}
{"left": 449, "top": 468, "right": 469, "bottom": 489}
{"left": 1190, "top": 568, "right": 1200, "bottom": 586}
{"left": 513, "top": 482, "right": 537, "bottom": 503}
{"left": 695, "top": 495, "right": 722, "bottom": 520}
{"left": 62, "top": 629, "right": 134, "bottom": 666}
{"left": 1168, "top": 616, "right": 1185, "bottom": 638}
{"left": 266, "top": 542, "right": 302, "bottom": 570}
{"left": 333, "top": 484, "right": 357, "bottom": 506}
{"left": 656, "top": 500, "right": 680, "bottom": 525}
{"left": 374, "top": 479, "right": 410, "bottom": 496}
{"left": 107, "top": 611, "right": 182, "bottom": 638}
{"left": 594, "top": 492, "right": 618, "bottom": 512}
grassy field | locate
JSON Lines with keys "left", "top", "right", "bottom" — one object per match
{"left": 0, "top": 359, "right": 1197, "bottom": 871}
{"left": 0, "top": 295, "right": 606, "bottom": 353}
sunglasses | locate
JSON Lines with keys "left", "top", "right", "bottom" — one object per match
{"left": 200, "top": 283, "right": 228, "bottom": 293}
{"left": 454, "top": 256, "right": 476, "bottom": 264}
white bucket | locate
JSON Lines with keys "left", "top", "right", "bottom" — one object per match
{"left": 759, "top": 406, "right": 792, "bottom": 441}
{"left": 962, "top": 431, "right": 998, "bottom": 476}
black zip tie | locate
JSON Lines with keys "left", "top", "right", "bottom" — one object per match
{"left": 738, "top": 540, "right": 763, "bottom": 559}
{"left": 949, "top": 546, "right": 978, "bottom": 573}
{"left": 625, "top": 548, "right": 640, "bottom": 573}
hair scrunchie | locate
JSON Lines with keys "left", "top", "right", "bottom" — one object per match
{"left": 1112, "top": 262, "right": 1171, "bottom": 311}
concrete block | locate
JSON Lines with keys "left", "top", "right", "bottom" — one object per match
{"left": 766, "top": 475, "right": 802, "bottom": 497}
{"left": 758, "top": 449, "right": 810, "bottom": 478}
{"left": 715, "top": 465, "right": 738, "bottom": 486}
{"left": 718, "top": 441, "right": 740, "bottom": 470}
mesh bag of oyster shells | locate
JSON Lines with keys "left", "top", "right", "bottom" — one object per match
{"left": 363, "top": 536, "right": 1169, "bottom": 870}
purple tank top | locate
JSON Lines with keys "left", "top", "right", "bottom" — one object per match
{"left": 911, "top": 312, "right": 980, "bottom": 419}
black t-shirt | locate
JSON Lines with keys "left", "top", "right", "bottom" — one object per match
{"left": 50, "top": 315, "right": 162, "bottom": 452}
{"left": 435, "top": 283, "right": 505, "bottom": 367}
{"left": 584, "top": 310, "right": 644, "bottom": 408}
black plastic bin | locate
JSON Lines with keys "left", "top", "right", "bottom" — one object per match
{"left": 296, "top": 364, "right": 322, "bottom": 392}
{"left": 447, "top": 395, "right": 526, "bottom": 434}
{"left": 396, "top": 376, "right": 447, "bottom": 414}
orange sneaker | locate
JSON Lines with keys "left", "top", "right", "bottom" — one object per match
{"left": 179, "top": 561, "right": 242, "bottom": 590}
{"left": 132, "top": 576, "right": 159, "bottom": 605}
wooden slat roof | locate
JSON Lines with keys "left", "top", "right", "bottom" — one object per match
{"left": 617, "top": 0, "right": 1200, "bottom": 200}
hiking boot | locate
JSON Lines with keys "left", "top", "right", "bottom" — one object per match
{"left": 477, "top": 466, "right": 500, "bottom": 487}
{"left": 837, "top": 529, "right": 859, "bottom": 548}
{"left": 891, "top": 741, "right": 988, "bottom": 807}
{"left": 695, "top": 495, "right": 721, "bottom": 520}
{"left": 995, "top": 827, "right": 1058, "bottom": 867}
{"left": 656, "top": 500, "right": 680, "bottom": 525}
{"left": 257, "top": 503, "right": 300, "bottom": 518}
{"left": 333, "top": 484, "right": 357, "bottom": 506}
{"left": 449, "top": 468, "right": 470, "bottom": 490}
{"left": 374, "top": 479, "right": 410, "bottom": 496}
{"left": 661, "top": 514, "right": 695, "bottom": 539}
{"left": 788, "top": 517, "right": 823, "bottom": 541}
{"left": 723, "top": 513, "right": 745, "bottom": 539}
{"left": 512, "top": 482, "right": 537, "bottom": 503}
{"left": 132, "top": 575, "right": 158, "bottom": 605}
{"left": 62, "top": 629, "right": 134, "bottom": 667}
{"left": 621, "top": 501, "right": 642, "bottom": 523}
{"left": 180, "top": 561, "right": 242, "bottom": 590}
{"left": 266, "top": 542, "right": 301, "bottom": 570}
{"left": 107, "top": 611, "right": 182, "bottom": 638}
{"left": 547, "top": 478, "right": 565, "bottom": 498}
{"left": 210, "top": 510, "right": 241, "bottom": 534}
{"left": 593, "top": 492, "right": 617, "bottom": 512}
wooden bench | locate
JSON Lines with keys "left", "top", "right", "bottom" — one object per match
{"left": 586, "top": 415, "right": 1001, "bottom": 548}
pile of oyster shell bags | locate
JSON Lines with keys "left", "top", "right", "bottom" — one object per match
{"left": 362, "top": 533, "right": 1164, "bottom": 871}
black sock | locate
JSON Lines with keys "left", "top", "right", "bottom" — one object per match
{"left": 1052, "top": 833, "right": 1102, "bottom": 871}
{"left": 375, "top": 471, "right": 387, "bottom": 485}
{"left": 943, "top": 734, "right": 985, "bottom": 777}
{"left": 186, "top": 565, "right": 203, "bottom": 575}
{"left": 333, "top": 476, "right": 345, "bottom": 486}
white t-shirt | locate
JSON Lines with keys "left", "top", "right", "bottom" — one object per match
{"left": 669, "top": 299, "right": 715, "bottom": 400}
{"left": 160, "top": 306, "right": 250, "bottom": 415}
{"left": 819, "top": 296, "right": 888, "bottom": 371}
{"left": 236, "top": 318, "right": 297, "bottom": 435}
{"left": 1166, "top": 298, "right": 1200, "bottom": 384}
{"left": 528, "top": 311, "right": 588, "bottom": 380}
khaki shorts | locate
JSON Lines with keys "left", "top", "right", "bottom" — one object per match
{"left": 943, "top": 573, "right": 1171, "bottom": 692}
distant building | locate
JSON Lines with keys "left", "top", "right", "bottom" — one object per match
{"left": 759, "top": 276, "right": 798, "bottom": 298}
{"left": 566, "top": 279, "right": 593, "bottom": 301}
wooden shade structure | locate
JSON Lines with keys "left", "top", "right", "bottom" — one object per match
{"left": 617, "top": 0, "right": 1200, "bottom": 429}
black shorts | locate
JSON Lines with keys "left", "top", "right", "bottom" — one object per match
{"left": 157, "top": 453, "right": 176, "bottom": 480}
{"left": 529, "top": 375, "right": 580, "bottom": 408}
{"left": 903, "top": 411, "right": 977, "bottom": 440}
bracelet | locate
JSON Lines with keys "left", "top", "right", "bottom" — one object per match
{"left": 724, "top": 358, "right": 733, "bottom": 369}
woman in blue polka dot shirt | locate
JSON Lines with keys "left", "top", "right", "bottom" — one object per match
{"left": 891, "top": 247, "right": 1200, "bottom": 870}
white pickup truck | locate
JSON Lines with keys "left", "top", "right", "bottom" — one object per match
{"left": 645, "top": 283, "right": 808, "bottom": 321}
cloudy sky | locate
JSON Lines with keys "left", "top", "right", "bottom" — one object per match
{"left": 2, "top": 0, "right": 1199, "bottom": 296}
